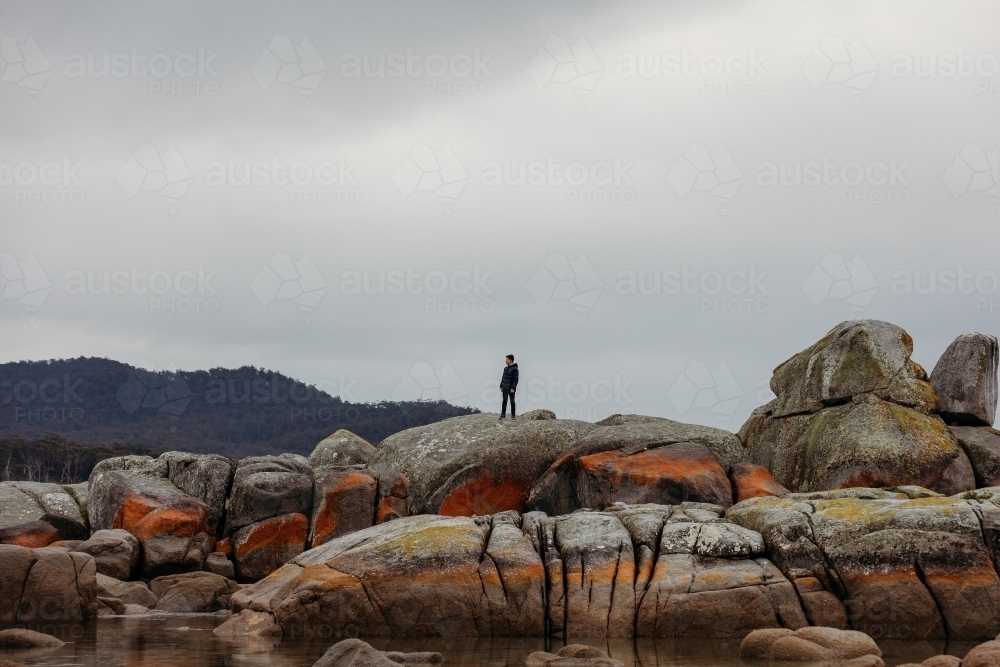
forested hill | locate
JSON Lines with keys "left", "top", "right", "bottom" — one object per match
{"left": 0, "top": 357, "right": 477, "bottom": 458}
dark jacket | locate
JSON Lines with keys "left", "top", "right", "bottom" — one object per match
{"left": 500, "top": 363, "right": 519, "bottom": 390}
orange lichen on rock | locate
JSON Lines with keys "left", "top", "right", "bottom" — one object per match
{"left": 729, "top": 462, "right": 789, "bottom": 503}
{"left": 438, "top": 475, "right": 531, "bottom": 516}
{"left": 0, "top": 520, "right": 60, "bottom": 548}
{"left": 310, "top": 472, "right": 377, "bottom": 547}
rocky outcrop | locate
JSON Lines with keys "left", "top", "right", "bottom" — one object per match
{"left": 224, "top": 456, "right": 313, "bottom": 536}
{"left": 527, "top": 414, "right": 744, "bottom": 515}
{"left": 0, "top": 545, "right": 97, "bottom": 628}
{"left": 729, "top": 463, "right": 789, "bottom": 503}
{"left": 87, "top": 455, "right": 215, "bottom": 576}
{"left": 930, "top": 332, "right": 998, "bottom": 426}
{"left": 233, "top": 502, "right": 806, "bottom": 640}
{"left": 368, "top": 414, "right": 594, "bottom": 516}
{"left": 309, "top": 430, "right": 377, "bottom": 467}
{"left": 726, "top": 488, "right": 1000, "bottom": 640}
{"left": 0, "top": 482, "right": 87, "bottom": 542}
{"left": 741, "top": 321, "right": 974, "bottom": 494}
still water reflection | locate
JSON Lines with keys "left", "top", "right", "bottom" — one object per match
{"left": 0, "top": 615, "right": 976, "bottom": 667}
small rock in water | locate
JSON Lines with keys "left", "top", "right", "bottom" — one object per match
{"left": 0, "top": 628, "right": 66, "bottom": 649}
{"left": 313, "top": 638, "right": 443, "bottom": 667}
{"left": 740, "top": 626, "right": 882, "bottom": 663}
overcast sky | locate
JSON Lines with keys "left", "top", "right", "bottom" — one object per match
{"left": 2, "top": 0, "right": 998, "bottom": 429}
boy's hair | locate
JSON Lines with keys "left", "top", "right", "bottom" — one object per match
{"left": 506, "top": 354, "right": 514, "bottom": 361}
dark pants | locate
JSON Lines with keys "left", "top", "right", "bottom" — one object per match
{"left": 501, "top": 388, "right": 515, "bottom": 417}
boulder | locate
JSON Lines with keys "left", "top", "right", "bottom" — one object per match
{"left": 964, "top": 640, "right": 1000, "bottom": 667}
{"left": 930, "top": 332, "right": 998, "bottom": 426}
{"left": 73, "top": 529, "right": 140, "bottom": 580}
{"left": 368, "top": 413, "right": 595, "bottom": 515}
{"left": 95, "top": 573, "right": 157, "bottom": 607}
{"left": 224, "top": 456, "right": 313, "bottom": 535}
{"left": 204, "top": 551, "right": 235, "bottom": 579}
{"left": 0, "top": 628, "right": 65, "bottom": 649}
{"left": 232, "top": 512, "right": 309, "bottom": 582}
{"left": 310, "top": 468, "right": 377, "bottom": 547}
{"left": 526, "top": 414, "right": 744, "bottom": 515}
{"left": 151, "top": 571, "right": 239, "bottom": 612}
{"left": 0, "top": 545, "right": 97, "bottom": 627}
{"left": 313, "top": 638, "right": 441, "bottom": 667}
{"left": 0, "top": 483, "right": 48, "bottom": 529}
{"left": 213, "top": 608, "right": 283, "bottom": 638}
{"left": 951, "top": 425, "right": 1000, "bottom": 487}
{"left": 534, "top": 441, "right": 733, "bottom": 513}
{"left": 729, "top": 462, "right": 789, "bottom": 503}
{"left": 35, "top": 513, "right": 88, "bottom": 541}
{"left": 742, "top": 322, "right": 973, "bottom": 494}
{"left": 11, "top": 482, "right": 86, "bottom": 525}
{"left": 375, "top": 470, "right": 409, "bottom": 523}
{"left": 309, "top": 429, "right": 377, "bottom": 467}
{"left": 741, "top": 626, "right": 881, "bottom": 662}
{"left": 0, "top": 520, "right": 59, "bottom": 548}
{"left": 727, "top": 490, "right": 1000, "bottom": 640}
{"left": 160, "top": 451, "right": 235, "bottom": 529}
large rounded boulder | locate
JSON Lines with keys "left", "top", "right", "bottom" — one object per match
{"left": 526, "top": 414, "right": 745, "bottom": 514}
{"left": 741, "top": 321, "right": 974, "bottom": 494}
{"left": 930, "top": 332, "right": 998, "bottom": 426}
{"left": 309, "top": 429, "right": 376, "bottom": 467}
{"left": 367, "top": 413, "right": 594, "bottom": 515}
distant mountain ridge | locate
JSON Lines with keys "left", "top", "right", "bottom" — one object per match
{"left": 0, "top": 357, "right": 477, "bottom": 457}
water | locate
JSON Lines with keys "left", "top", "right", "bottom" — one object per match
{"left": 0, "top": 615, "right": 977, "bottom": 666}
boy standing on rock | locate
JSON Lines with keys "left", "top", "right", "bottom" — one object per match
{"left": 499, "top": 354, "right": 518, "bottom": 420}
